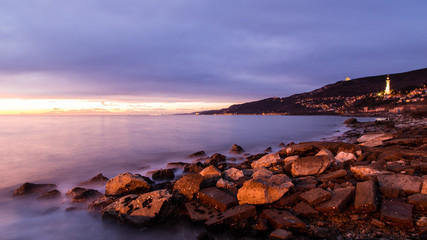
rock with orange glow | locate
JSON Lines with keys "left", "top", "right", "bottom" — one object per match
{"left": 105, "top": 172, "right": 151, "bottom": 197}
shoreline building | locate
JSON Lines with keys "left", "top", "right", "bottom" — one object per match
{"left": 385, "top": 75, "right": 391, "bottom": 95}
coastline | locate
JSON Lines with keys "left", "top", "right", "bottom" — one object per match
{"left": 9, "top": 113, "right": 427, "bottom": 239}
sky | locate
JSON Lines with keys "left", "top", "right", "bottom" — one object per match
{"left": 0, "top": 0, "right": 426, "bottom": 114}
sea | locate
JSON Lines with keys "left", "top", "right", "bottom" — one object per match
{"left": 0, "top": 115, "right": 371, "bottom": 240}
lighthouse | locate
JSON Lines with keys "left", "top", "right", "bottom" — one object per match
{"left": 384, "top": 75, "right": 391, "bottom": 95}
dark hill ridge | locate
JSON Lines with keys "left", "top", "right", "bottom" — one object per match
{"left": 199, "top": 67, "right": 427, "bottom": 115}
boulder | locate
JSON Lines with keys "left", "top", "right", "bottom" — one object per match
{"left": 205, "top": 204, "right": 257, "bottom": 227}
{"left": 350, "top": 165, "right": 392, "bottom": 180}
{"left": 299, "top": 188, "right": 332, "bottom": 206}
{"left": 197, "top": 187, "right": 237, "bottom": 212}
{"left": 354, "top": 180, "right": 377, "bottom": 213}
{"left": 377, "top": 174, "right": 423, "bottom": 194}
{"left": 124, "top": 190, "right": 174, "bottom": 226}
{"left": 315, "top": 149, "right": 336, "bottom": 163}
{"left": 407, "top": 194, "right": 427, "bottom": 213}
{"left": 335, "top": 152, "right": 356, "bottom": 163}
{"left": 199, "top": 166, "right": 222, "bottom": 177}
{"left": 152, "top": 169, "right": 175, "bottom": 181}
{"left": 251, "top": 153, "right": 281, "bottom": 169}
{"left": 380, "top": 199, "right": 413, "bottom": 228}
{"left": 72, "top": 189, "right": 103, "bottom": 203}
{"left": 105, "top": 173, "right": 151, "bottom": 197}
{"left": 223, "top": 168, "right": 244, "bottom": 181}
{"left": 264, "top": 147, "right": 273, "bottom": 153}
{"left": 78, "top": 173, "right": 109, "bottom": 187}
{"left": 344, "top": 118, "right": 359, "bottom": 124}
{"left": 315, "top": 187, "right": 355, "bottom": 213}
{"left": 237, "top": 174, "right": 293, "bottom": 205}
{"left": 173, "top": 173, "right": 204, "bottom": 200}
{"left": 251, "top": 167, "right": 273, "bottom": 180}
{"left": 189, "top": 151, "right": 206, "bottom": 158}
{"left": 13, "top": 182, "right": 57, "bottom": 197}
{"left": 183, "top": 162, "right": 205, "bottom": 173}
{"left": 185, "top": 201, "right": 219, "bottom": 222}
{"left": 230, "top": 144, "right": 245, "bottom": 154}
{"left": 166, "top": 162, "right": 188, "bottom": 169}
{"left": 270, "top": 229, "right": 293, "bottom": 240}
{"left": 206, "top": 153, "right": 226, "bottom": 166}
{"left": 262, "top": 209, "right": 306, "bottom": 230}
{"left": 291, "top": 156, "right": 331, "bottom": 177}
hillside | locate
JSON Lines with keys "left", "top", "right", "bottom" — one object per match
{"left": 198, "top": 68, "right": 427, "bottom": 115}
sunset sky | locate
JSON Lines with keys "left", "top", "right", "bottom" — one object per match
{"left": 1, "top": 0, "right": 426, "bottom": 114}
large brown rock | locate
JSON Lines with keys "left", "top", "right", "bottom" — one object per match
{"left": 103, "top": 190, "right": 174, "bottom": 226}
{"left": 262, "top": 209, "right": 306, "bottom": 230}
{"left": 151, "top": 169, "right": 175, "bottom": 181}
{"left": 251, "top": 153, "right": 281, "bottom": 169}
{"left": 173, "top": 173, "right": 204, "bottom": 200}
{"left": 199, "top": 165, "right": 222, "bottom": 177}
{"left": 13, "top": 182, "right": 57, "bottom": 197}
{"left": 105, "top": 173, "right": 151, "bottom": 197}
{"left": 185, "top": 201, "right": 219, "bottom": 222}
{"left": 197, "top": 187, "right": 237, "bottom": 212}
{"left": 354, "top": 180, "right": 377, "bottom": 213}
{"left": 66, "top": 187, "right": 103, "bottom": 203}
{"left": 279, "top": 141, "right": 361, "bottom": 157}
{"left": 299, "top": 188, "right": 332, "bottom": 206}
{"left": 407, "top": 194, "right": 427, "bottom": 214}
{"left": 205, "top": 204, "right": 257, "bottom": 227}
{"left": 291, "top": 156, "right": 331, "bottom": 177}
{"left": 237, "top": 174, "right": 293, "bottom": 205}
{"left": 88, "top": 196, "right": 114, "bottom": 211}
{"left": 293, "top": 202, "right": 319, "bottom": 217}
{"left": 223, "top": 168, "right": 244, "bottom": 181}
{"left": 315, "top": 187, "right": 355, "bottom": 213}
{"left": 380, "top": 199, "right": 413, "bottom": 228}
{"left": 318, "top": 169, "right": 347, "bottom": 182}
{"left": 377, "top": 174, "right": 423, "bottom": 194}
{"left": 230, "top": 144, "right": 245, "bottom": 154}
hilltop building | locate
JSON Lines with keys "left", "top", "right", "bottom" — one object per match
{"left": 345, "top": 77, "right": 351, "bottom": 81}
{"left": 385, "top": 75, "right": 391, "bottom": 95}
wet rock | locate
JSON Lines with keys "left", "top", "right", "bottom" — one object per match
{"left": 315, "top": 148, "right": 336, "bottom": 163}
{"left": 318, "top": 169, "right": 347, "bottom": 182}
{"left": 152, "top": 169, "right": 175, "bottom": 181}
{"left": 350, "top": 165, "right": 391, "bottom": 180}
{"left": 344, "top": 118, "right": 359, "bottom": 124}
{"left": 264, "top": 147, "right": 272, "bottom": 153}
{"left": 251, "top": 153, "right": 281, "bottom": 169}
{"left": 72, "top": 189, "right": 103, "bottom": 203}
{"left": 251, "top": 167, "right": 272, "bottom": 180}
{"left": 407, "top": 194, "right": 427, "bottom": 213}
{"left": 78, "top": 173, "right": 109, "bottom": 187}
{"left": 199, "top": 165, "right": 222, "bottom": 177}
{"left": 380, "top": 187, "right": 400, "bottom": 199}
{"left": 39, "top": 189, "right": 61, "bottom": 199}
{"left": 237, "top": 175, "right": 293, "bottom": 205}
{"left": 105, "top": 173, "right": 151, "bottom": 197}
{"left": 13, "top": 182, "right": 57, "bottom": 197}
{"left": 246, "top": 153, "right": 268, "bottom": 162}
{"left": 315, "top": 187, "right": 355, "bottom": 213}
{"left": 205, "top": 153, "right": 226, "bottom": 166}
{"left": 360, "top": 139, "right": 384, "bottom": 147}
{"left": 230, "top": 144, "right": 245, "bottom": 154}
{"left": 205, "top": 204, "right": 257, "bottom": 227}
{"left": 185, "top": 201, "right": 219, "bottom": 222}
{"left": 183, "top": 162, "right": 205, "bottom": 173}
{"left": 223, "top": 168, "right": 244, "bottom": 181}
{"left": 272, "top": 192, "right": 301, "bottom": 209}
{"left": 335, "top": 152, "right": 356, "bottom": 163}
{"left": 88, "top": 196, "right": 114, "bottom": 211}
{"left": 294, "top": 176, "right": 318, "bottom": 192}
{"left": 291, "top": 156, "right": 331, "bottom": 177}
{"left": 189, "top": 151, "right": 207, "bottom": 158}
{"left": 197, "top": 187, "right": 237, "bottom": 212}
{"left": 66, "top": 187, "right": 86, "bottom": 198}
{"left": 378, "top": 150, "right": 403, "bottom": 162}
{"left": 380, "top": 199, "right": 413, "bottom": 228}
{"left": 270, "top": 229, "right": 293, "bottom": 240}
{"left": 262, "top": 209, "right": 306, "bottom": 230}
{"left": 293, "top": 202, "right": 319, "bottom": 217}
{"left": 299, "top": 188, "right": 332, "bottom": 206}
{"left": 354, "top": 180, "right": 377, "bottom": 213}
{"left": 173, "top": 173, "right": 204, "bottom": 200}
{"left": 377, "top": 174, "right": 423, "bottom": 194}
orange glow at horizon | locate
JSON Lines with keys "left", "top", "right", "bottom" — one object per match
{"left": 0, "top": 98, "right": 233, "bottom": 115}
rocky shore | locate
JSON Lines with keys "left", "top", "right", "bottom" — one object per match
{"left": 12, "top": 114, "right": 427, "bottom": 239}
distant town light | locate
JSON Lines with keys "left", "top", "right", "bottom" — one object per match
{"left": 345, "top": 77, "right": 351, "bottom": 81}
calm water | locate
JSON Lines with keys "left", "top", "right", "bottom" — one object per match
{"left": 0, "top": 115, "right": 361, "bottom": 240}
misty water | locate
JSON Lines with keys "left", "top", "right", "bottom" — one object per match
{"left": 0, "top": 115, "right": 368, "bottom": 240}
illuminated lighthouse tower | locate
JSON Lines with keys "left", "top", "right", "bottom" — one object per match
{"left": 384, "top": 75, "right": 391, "bottom": 95}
